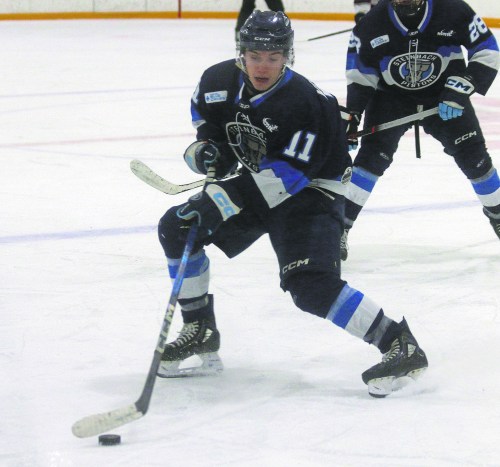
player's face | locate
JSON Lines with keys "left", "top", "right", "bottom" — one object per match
{"left": 243, "top": 50, "right": 287, "bottom": 91}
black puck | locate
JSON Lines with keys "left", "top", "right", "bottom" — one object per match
{"left": 98, "top": 434, "right": 121, "bottom": 446}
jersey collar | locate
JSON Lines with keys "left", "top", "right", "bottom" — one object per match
{"left": 236, "top": 68, "right": 293, "bottom": 107}
{"left": 389, "top": 0, "right": 433, "bottom": 36}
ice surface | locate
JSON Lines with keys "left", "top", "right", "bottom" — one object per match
{"left": 1, "top": 19, "right": 499, "bottom": 467}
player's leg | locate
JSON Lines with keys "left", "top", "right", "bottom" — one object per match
{"left": 235, "top": 0, "right": 257, "bottom": 41}
{"left": 157, "top": 206, "right": 264, "bottom": 376}
{"left": 272, "top": 189, "right": 428, "bottom": 396}
{"left": 342, "top": 95, "right": 413, "bottom": 259}
{"left": 424, "top": 102, "right": 500, "bottom": 240}
{"left": 265, "top": 0, "right": 285, "bottom": 12}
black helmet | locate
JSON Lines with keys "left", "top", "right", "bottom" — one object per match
{"left": 391, "top": 0, "right": 426, "bottom": 18}
{"left": 239, "top": 10, "right": 294, "bottom": 53}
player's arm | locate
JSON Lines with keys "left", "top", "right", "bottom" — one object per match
{"left": 438, "top": 10, "right": 499, "bottom": 120}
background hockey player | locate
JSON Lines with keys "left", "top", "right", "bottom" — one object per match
{"left": 157, "top": 10, "right": 428, "bottom": 397}
{"left": 235, "top": 0, "right": 285, "bottom": 43}
{"left": 354, "top": 0, "right": 380, "bottom": 24}
{"left": 342, "top": 0, "right": 500, "bottom": 260}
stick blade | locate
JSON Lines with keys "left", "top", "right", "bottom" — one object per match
{"left": 130, "top": 159, "right": 179, "bottom": 195}
{"left": 71, "top": 403, "right": 143, "bottom": 438}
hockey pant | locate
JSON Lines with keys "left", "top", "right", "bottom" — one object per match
{"left": 344, "top": 95, "right": 500, "bottom": 227}
{"left": 158, "top": 188, "right": 397, "bottom": 351}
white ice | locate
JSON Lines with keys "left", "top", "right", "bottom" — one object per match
{"left": 1, "top": 18, "right": 499, "bottom": 467}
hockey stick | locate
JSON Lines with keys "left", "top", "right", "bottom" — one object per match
{"left": 130, "top": 159, "right": 241, "bottom": 196}
{"left": 350, "top": 106, "right": 439, "bottom": 139}
{"left": 131, "top": 107, "right": 438, "bottom": 199}
{"left": 307, "top": 27, "right": 353, "bottom": 41}
{"left": 130, "top": 159, "right": 206, "bottom": 195}
{"left": 71, "top": 168, "right": 216, "bottom": 438}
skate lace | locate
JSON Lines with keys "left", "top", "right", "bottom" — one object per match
{"left": 170, "top": 322, "right": 199, "bottom": 347}
{"left": 382, "top": 339, "right": 401, "bottom": 362}
{"left": 340, "top": 230, "right": 349, "bottom": 250}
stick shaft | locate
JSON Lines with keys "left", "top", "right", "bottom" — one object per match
{"left": 350, "top": 107, "right": 439, "bottom": 139}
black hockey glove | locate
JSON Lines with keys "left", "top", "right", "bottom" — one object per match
{"left": 176, "top": 185, "right": 241, "bottom": 239}
{"left": 354, "top": 12, "right": 365, "bottom": 24}
{"left": 438, "top": 75, "right": 475, "bottom": 121}
{"left": 342, "top": 110, "right": 362, "bottom": 151}
{"left": 184, "top": 140, "right": 237, "bottom": 179}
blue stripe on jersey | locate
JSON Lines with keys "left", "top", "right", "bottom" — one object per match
{"left": 419, "top": 0, "right": 433, "bottom": 32}
{"left": 347, "top": 52, "right": 379, "bottom": 76}
{"left": 469, "top": 35, "right": 500, "bottom": 59}
{"left": 168, "top": 249, "right": 209, "bottom": 279}
{"left": 191, "top": 102, "right": 203, "bottom": 126}
{"left": 472, "top": 169, "right": 500, "bottom": 195}
{"left": 327, "top": 284, "right": 364, "bottom": 329}
{"left": 259, "top": 158, "right": 310, "bottom": 195}
{"left": 436, "top": 44, "right": 462, "bottom": 59}
{"left": 250, "top": 68, "right": 294, "bottom": 107}
{"left": 351, "top": 166, "right": 378, "bottom": 192}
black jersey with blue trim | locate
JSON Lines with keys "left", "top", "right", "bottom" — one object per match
{"left": 190, "top": 59, "right": 351, "bottom": 211}
{"left": 346, "top": 0, "right": 500, "bottom": 112}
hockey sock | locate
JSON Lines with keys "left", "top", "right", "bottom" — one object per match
{"left": 471, "top": 167, "right": 500, "bottom": 217}
{"left": 344, "top": 166, "right": 379, "bottom": 228}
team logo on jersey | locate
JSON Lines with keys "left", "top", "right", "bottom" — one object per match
{"left": 204, "top": 90, "right": 228, "bottom": 103}
{"left": 226, "top": 113, "right": 267, "bottom": 172}
{"left": 388, "top": 52, "right": 442, "bottom": 90}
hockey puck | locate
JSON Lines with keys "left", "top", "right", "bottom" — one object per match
{"left": 98, "top": 434, "right": 121, "bottom": 446}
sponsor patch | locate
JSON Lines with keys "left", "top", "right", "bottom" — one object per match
{"left": 370, "top": 35, "right": 389, "bottom": 49}
{"left": 205, "top": 91, "right": 228, "bottom": 104}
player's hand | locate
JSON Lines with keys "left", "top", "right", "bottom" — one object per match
{"left": 343, "top": 111, "right": 362, "bottom": 151}
{"left": 176, "top": 185, "right": 240, "bottom": 239}
{"left": 354, "top": 12, "right": 365, "bottom": 24}
{"left": 438, "top": 75, "right": 475, "bottom": 121}
{"left": 184, "top": 140, "right": 237, "bottom": 179}
{"left": 184, "top": 140, "right": 220, "bottom": 175}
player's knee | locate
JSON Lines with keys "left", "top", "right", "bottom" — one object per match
{"left": 285, "top": 272, "right": 346, "bottom": 319}
{"left": 158, "top": 206, "right": 186, "bottom": 258}
{"left": 452, "top": 142, "right": 492, "bottom": 179}
{"left": 354, "top": 146, "right": 393, "bottom": 176}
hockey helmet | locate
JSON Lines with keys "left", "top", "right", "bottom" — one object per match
{"left": 391, "top": 0, "right": 426, "bottom": 18}
{"left": 239, "top": 10, "right": 294, "bottom": 56}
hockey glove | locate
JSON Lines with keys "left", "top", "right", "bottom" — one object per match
{"left": 438, "top": 75, "right": 475, "bottom": 121}
{"left": 184, "top": 140, "right": 220, "bottom": 175}
{"left": 176, "top": 184, "right": 241, "bottom": 239}
{"left": 184, "top": 140, "right": 237, "bottom": 179}
{"left": 343, "top": 111, "right": 362, "bottom": 151}
{"left": 354, "top": 12, "right": 365, "bottom": 24}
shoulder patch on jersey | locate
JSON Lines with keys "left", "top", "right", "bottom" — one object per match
{"left": 204, "top": 91, "right": 228, "bottom": 104}
{"left": 370, "top": 35, "right": 389, "bottom": 49}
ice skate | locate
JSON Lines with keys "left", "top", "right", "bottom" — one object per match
{"left": 340, "top": 228, "right": 349, "bottom": 261}
{"left": 362, "top": 318, "right": 428, "bottom": 398}
{"left": 157, "top": 319, "right": 223, "bottom": 378}
{"left": 488, "top": 216, "right": 500, "bottom": 239}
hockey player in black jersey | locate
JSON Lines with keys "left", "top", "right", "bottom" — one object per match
{"left": 157, "top": 10, "right": 428, "bottom": 397}
{"left": 354, "top": 0, "right": 379, "bottom": 24}
{"left": 341, "top": 0, "right": 500, "bottom": 260}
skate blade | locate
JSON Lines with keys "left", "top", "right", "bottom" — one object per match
{"left": 367, "top": 367, "right": 427, "bottom": 398}
{"left": 157, "top": 352, "right": 224, "bottom": 378}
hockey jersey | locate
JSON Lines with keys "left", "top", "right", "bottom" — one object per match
{"left": 346, "top": 0, "right": 500, "bottom": 112}
{"left": 190, "top": 59, "right": 351, "bottom": 213}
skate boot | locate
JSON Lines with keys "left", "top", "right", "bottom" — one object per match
{"left": 158, "top": 296, "right": 223, "bottom": 378}
{"left": 340, "top": 228, "right": 349, "bottom": 261}
{"left": 488, "top": 216, "right": 500, "bottom": 239}
{"left": 362, "top": 318, "right": 428, "bottom": 397}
